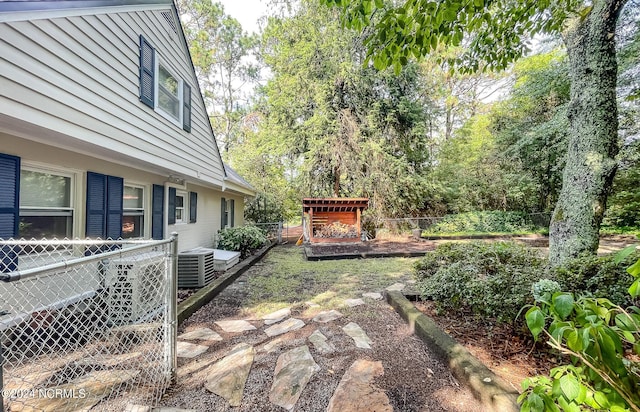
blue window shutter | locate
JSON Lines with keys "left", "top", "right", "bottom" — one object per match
{"left": 189, "top": 191, "right": 197, "bottom": 223}
{"left": 230, "top": 199, "right": 235, "bottom": 227}
{"left": 106, "top": 176, "right": 123, "bottom": 240}
{"left": 168, "top": 187, "right": 176, "bottom": 225}
{"left": 0, "top": 153, "right": 20, "bottom": 272}
{"left": 221, "top": 197, "right": 226, "bottom": 228}
{"left": 86, "top": 172, "right": 106, "bottom": 238}
{"left": 152, "top": 184, "right": 164, "bottom": 239}
{"left": 139, "top": 34, "right": 155, "bottom": 108}
{"left": 183, "top": 84, "right": 191, "bottom": 132}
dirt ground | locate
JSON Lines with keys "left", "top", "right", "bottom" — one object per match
{"left": 161, "top": 245, "right": 485, "bottom": 412}
{"left": 414, "top": 301, "right": 552, "bottom": 393}
{"left": 166, "top": 234, "right": 636, "bottom": 411}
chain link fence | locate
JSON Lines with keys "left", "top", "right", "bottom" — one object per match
{"left": 254, "top": 222, "right": 284, "bottom": 243}
{"left": 380, "top": 213, "right": 552, "bottom": 233}
{"left": 0, "top": 236, "right": 178, "bottom": 412}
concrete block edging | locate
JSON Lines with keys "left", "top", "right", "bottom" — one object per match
{"left": 385, "top": 290, "right": 520, "bottom": 412}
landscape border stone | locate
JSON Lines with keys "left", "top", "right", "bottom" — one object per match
{"left": 177, "top": 242, "right": 277, "bottom": 325}
{"left": 385, "top": 290, "right": 519, "bottom": 412}
{"left": 304, "top": 246, "right": 428, "bottom": 261}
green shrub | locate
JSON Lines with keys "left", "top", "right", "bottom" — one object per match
{"left": 217, "top": 225, "right": 268, "bottom": 258}
{"left": 521, "top": 250, "right": 640, "bottom": 411}
{"left": 414, "top": 241, "right": 547, "bottom": 322}
{"left": 549, "top": 251, "right": 640, "bottom": 307}
{"left": 425, "top": 211, "right": 544, "bottom": 235}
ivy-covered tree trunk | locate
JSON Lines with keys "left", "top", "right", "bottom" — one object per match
{"left": 549, "top": 0, "right": 626, "bottom": 267}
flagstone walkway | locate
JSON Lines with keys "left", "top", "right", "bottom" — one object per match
{"left": 153, "top": 246, "right": 484, "bottom": 412}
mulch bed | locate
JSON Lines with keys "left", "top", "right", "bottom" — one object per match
{"left": 414, "top": 300, "right": 557, "bottom": 391}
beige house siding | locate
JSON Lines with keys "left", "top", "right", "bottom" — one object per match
{"left": 2, "top": 132, "right": 235, "bottom": 251}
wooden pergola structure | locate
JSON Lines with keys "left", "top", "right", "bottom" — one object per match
{"left": 302, "top": 198, "right": 369, "bottom": 243}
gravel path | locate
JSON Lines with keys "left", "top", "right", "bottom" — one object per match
{"left": 158, "top": 245, "right": 485, "bottom": 411}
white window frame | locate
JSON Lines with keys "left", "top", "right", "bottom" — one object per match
{"left": 154, "top": 58, "right": 183, "bottom": 127}
{"left": 122, "top": 183, "right": 146, "bottom": 239}
{"left": 175, "top": 190, "right": 188, "bottom": 224}
{"left": 19, "top": 164, "right": 77, "bottom": 240}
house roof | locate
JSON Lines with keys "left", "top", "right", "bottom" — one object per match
{"left": 224, "top": 164, "right": 255, "bottom": 196}
{"left": 0, "top": 0, "right": 171, "bottom": 13}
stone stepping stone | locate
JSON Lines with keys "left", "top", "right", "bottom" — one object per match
{"left": 215, "top": 319, "right": 257, "bottom": 333}
{"left": 327, "top": 359, "right": 392, "bottom": 412}
{"left": 261, "top": 336, "right": 287, "bottom": 353}
{"left": 342, "top": 322, "right": 372, "bottom": 349}
{"left": 308, "top": 330, "right": 334, "bottom": 354}
{"left": 269, "top": 345, "right": 320, "bottom": 411}
{"left": 177, "top": 341, "right": 209, "bottom": 358}
{"left": 386, "top": 282, "right": 405, "bottom": 291}
{"left": 262, "top": 307, "right": 291, "bottom": 325}
{"left": 312, "top": 310, "right": 343, "bottom": 323}
{"left": 16, "top": 369, "right": 139, "bottom": 412}
{"left": 362, "top": 292, "right": 383, "bottom": 300}
{"left": 178, "top": 327, "right": 223, "bottom": 341}
{"left": 265, "top": 318, "right": 305, "bottom": 337}
{"left": 344, "top": 298, "right": 365, "bottom": 307}
{"left": 204, "top": 343, "right": 255, "bottom": 407}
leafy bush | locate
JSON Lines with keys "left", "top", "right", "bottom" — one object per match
{"left": 549, "top": 251, "right": 640, "bottom": 307}
{"left": 521, "top": 250, "right": 640, "bottom": 411}
{"left": 425, "top": 211, "right": 545, "bottom": 235}
{"left": 217, "top": 225, "right": 268, "bottom": 258}
{"left": 414, "top": 241, "right": 547, "bottom": 322}
{"left": 531, "top": 279, "right": 561, "bottom": 303}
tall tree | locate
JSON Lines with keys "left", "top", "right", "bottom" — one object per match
{"left": 177, "top": 0, "right": 259, "bottom": 153}
{"left": 323, "top": 0, "right": 630, "bottom": 266}
{"left": 251, "top": 0, "right": 434, "bottom": 220}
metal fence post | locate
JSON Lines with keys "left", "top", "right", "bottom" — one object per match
{"left": 1, "top": 341, "right": 4, "bottom": 412}
{"left": 277, "top": 222, "right": 283, "bottom": 244}
{"left": 168, "top": 232, "right": 178, "bottom": 384}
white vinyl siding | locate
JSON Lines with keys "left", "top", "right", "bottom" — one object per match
{"left": 0, "top": 8, "right": 224, "bottom": 186}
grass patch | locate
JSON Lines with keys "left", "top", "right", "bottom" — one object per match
{"left": 244, "top": 246, "right": 417, "bottom": 316}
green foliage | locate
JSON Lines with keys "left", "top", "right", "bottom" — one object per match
{"left": 532, "top": 279, "right": 562, "bottom": 304}
{"left": 491, "top": 50, "right": 570, "bottom": 213}
{"left": 549, "top": 252, "right": 640, "bottom": 308}
{"left": 248, "top": 0, "right": 435, "bottom": 220}
{"left": 428, "top": 113, "right": 541, "bottom": 214}
{"left": 414, "top": 242, "right": 546, "bottom": 322}
{"left": 217, "top": 225, "right": 268, "bottom": 258}
{"left": 604, "top": 143, "right": 640, "bottom": 229}
{"left": 521, "top": 292, "right": 640, "bottom": 410}
{"left": 321, "top": 0, "right": 578, "bottom": 73}
{"left": 244, "top": 192, "right": 285, "bottom": 224}
{"left": 521, "top": 249, "right": 640, "bottom": 411}
{"left": 425, "top": 211, "right": 544, "bottom": 235}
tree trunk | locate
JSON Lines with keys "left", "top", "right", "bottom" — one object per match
{"left": 549, "top": 0, "right": 626, "bottom": 267}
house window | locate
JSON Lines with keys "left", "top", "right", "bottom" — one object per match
{"left": 139, "top": 34, "right": 191, "bottom": 131}
{"left": 19, "top": 169, "right": 73, "bottom": 239}
{"left": 221, "top": 197, "right": 235, "bottom": 228}
{"left": 175, "top": 191, "right": 187, "bottom": 224}
{"left": 158, "top": 64, "right": 180, "bottom": 121}
{"left": 122, "top": 185, "right": 144, "bottom": 239}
